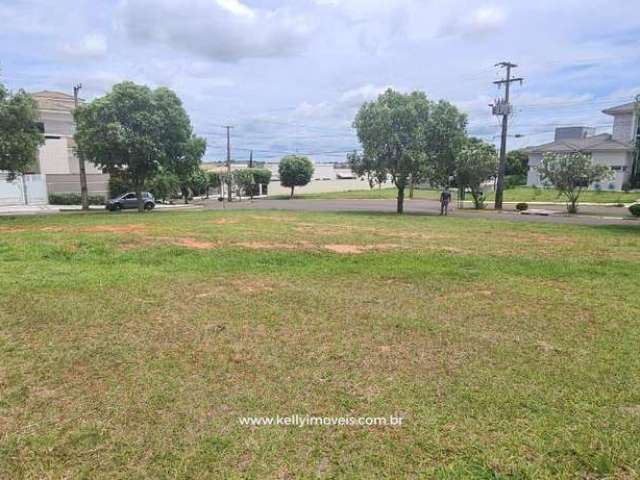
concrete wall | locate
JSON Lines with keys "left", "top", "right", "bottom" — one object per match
{"left": 612, "top": 113, "right": 635, "bottom": 143}
{"left": 46, "top": 173, "right": 110, "bottom": 196}
{"left": 0, "top": 173, "right": 48, "bottom": 206}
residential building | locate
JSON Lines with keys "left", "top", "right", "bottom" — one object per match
{"left": 31, "top": 91, "right": 110, "bottom": 196}
{"left": 526, "top": 101, "right": 638, "bottom": 191}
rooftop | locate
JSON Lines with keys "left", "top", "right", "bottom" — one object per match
{"left": 31, "top": 90, "right": 78, "bottom": 113}
{"left": 525, "top": 133, "right": 633, "bottom": 154}
{"left": 602, "top": 101, "right": 637, "bottom": 116}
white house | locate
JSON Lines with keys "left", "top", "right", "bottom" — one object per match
{"left": 526, "top": 101, "right": 638, "bottom": 191}
{"left": 30, "top": 91, "right": 110, "bottom": 196}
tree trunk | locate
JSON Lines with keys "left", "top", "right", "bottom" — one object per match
{"left": 290, "top": 185, "right": 295, "bottom": 199}
{"left": 409, "top": 177, "right": 415, "bottom": 199}
{"left": 135, "top": 183, "right": 144, "bottom": 213}
{"left": 397, "top": 186, "right": 405, "bottom": 214}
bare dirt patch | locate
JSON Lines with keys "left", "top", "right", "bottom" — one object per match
{"left": 323, "top": 244, "right": 402, "bottom": 254}
{"left": 174, "top": 238, "right": 218, "bottom": 250}
{"left": 235, "top": 241, "right": 313, "bottom": 251}
{"left": 80, "top": 224, "right": 148, "bottom": 234}
{"left": 211, "top": 218, "right": 240, "bottom": 225}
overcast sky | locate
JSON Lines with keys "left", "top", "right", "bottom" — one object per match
{"left": 1, "top": 0, "right": 639, "bottom": 163}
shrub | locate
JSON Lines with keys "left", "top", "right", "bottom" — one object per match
{"left": 504, "top": 174, "right": 526, "bottom": 189}
{"left": 108, "top": 175, "right": 131, "bottom": 198}
{"left": 49, "top": 193, "right": 105, "bottom": 205}
{"left": 629, "top": 203, "right": 640, "bottom": 217}
{"left": 515, "top": 202, "right": 529, "bottom": 212}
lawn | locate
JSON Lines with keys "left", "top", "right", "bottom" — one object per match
{"left": 1, "top": 210, "right": 640, "bottom": 479}
{"left": 282, "top": 186, "right": 640, "bottom": 204}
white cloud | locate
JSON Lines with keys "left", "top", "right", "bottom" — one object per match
{"left": 118, "top": 0, "right": 311, "bottom": 62}
{"left": 60, "top": 33, "right": 108, "bottom": 60}
{"left": 340, "top": 84, "right": 394, "bottom": 105}
{"left": 440, "top": 4, "right": 508, "bottom": 37}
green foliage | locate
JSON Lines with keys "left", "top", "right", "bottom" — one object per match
{"left": 188, "top": 168, "right": 209, "bottom": 197}
{"left": 74, "top": 81, "right": 205, "bottom": 211}
{"left": 454, "top": 139, "right": 497, "bottom": 209}
{"left": 247, "top": 168, "right": 271, "bottom": 186}
{"left": 353, "top": 89, "right": 467, "bottom": 213}
{"left": 516, "top": 202, "right": 529, "bottom": 212}
{"left": 108, "top": 175, "right": 131, "bottom": 198}
{"left": 506, "top": 150, "right": 529, "bottom": 177}
{"left": 48, "top": 193, "right": 105, "bottom": 205}
{"left": 537, "top": 152, "right": 613, "bottom": 214}
{"left": 629, "top": 203, "right": 640, "bottom": 217}
{"left": 347, "top": 151, "right": 384, "bottom": 189}
{"left": 278, "top": 155, "right": 314, "bottom": 198}
{"left": 146, "top": 171, "right": 180, "bottom": 202}
{"left": 0, "top": 82, "right": 45, "bottom": 180}
{"left": 504, "top": 174, "right": 527, "bottom": 189}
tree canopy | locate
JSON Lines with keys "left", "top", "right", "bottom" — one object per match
{"left": 353, "top": 89, "right": 467, "bottom": 213}
{"left": 278, "top": 155, "right": 314, "bottom": 199}
{"left": 0, "top": 82, "right": 44, "bottom": 180}
{"left": 455, "top": 139, "right": 498, "bottom": 209}
{"left": 74, "top": 81, "right": 205, "bottom": 211}
{"left": 537, "top": 152, "right": 612, "bottom": 213}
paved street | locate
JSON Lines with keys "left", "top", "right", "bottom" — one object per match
{"left": 202, "top": 198, "right": 640, "bottom": 227}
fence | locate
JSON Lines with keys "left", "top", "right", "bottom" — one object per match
{"left": 0, "top": 173, "right": 49, "bottom": 206}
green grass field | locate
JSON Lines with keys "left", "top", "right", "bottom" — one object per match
{"left": 1, "top": 210, "right": 640, "bottom": 478}
{"left": 283, "top": 186, "right": 640, "bottom": 204}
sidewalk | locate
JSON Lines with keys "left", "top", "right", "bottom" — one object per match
{"left": 0, "top": 203, "right": 203, "bottom": 216}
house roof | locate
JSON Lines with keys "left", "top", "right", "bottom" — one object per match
{"left": 31, "top": 91, "right": 78, "bottom": 113}
{"left": 525, "top": 133, "right": 633, "bottom": 154}
{"left": 602, "top": 101, "right": 637, "bottom": 116}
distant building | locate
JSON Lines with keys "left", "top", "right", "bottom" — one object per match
{"left": 526, "top": 101, "right": 638, "bottom": 191}
{"left": 31, "top": 91, "right": 110, "bottom": 196}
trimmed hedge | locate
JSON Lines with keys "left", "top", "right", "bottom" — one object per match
{"left": 629, "top": 203, "right": 640, "bottom": 217}
{"left": 49, "top": 193, "right": 106, "bottom": 206}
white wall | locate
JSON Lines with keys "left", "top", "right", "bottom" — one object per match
{"left": 527, "top": 151, "right": 631, "bottom": 191}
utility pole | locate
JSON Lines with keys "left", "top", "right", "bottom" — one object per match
{"left": 73, "top": 83, "right": 90, "bottom": 211}
{"left": 224, "top": 125, "right": 233, "bottom": 201}
{"left": 632, "top": 95, "right": 640, "bottom": 187}
{"left": 249, "top": 150, "right": 253, "bottom": 168}
{"left": 492, "top": 62, "right": 523, "bottom": 210}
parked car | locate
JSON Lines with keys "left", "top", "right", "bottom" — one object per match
{"left": 106, "top": 192, "right": 155, "bottom": 211}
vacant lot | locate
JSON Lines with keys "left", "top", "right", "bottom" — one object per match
{"left": 1, "top": 210, "right": 639, "bottom": 479}
{"left": 287, "top": 186, "right": 640, "bottom": 204}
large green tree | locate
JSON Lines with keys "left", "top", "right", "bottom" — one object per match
{"left": 0, "top": 81, "right": 44, "bottom": 180}
{"left": 278, "top": 155, "right": 314, "bottom": 199}
{"left": 353, "top": 89, "right": 467, "bottom": 213}
{"left": 537, "top": 152, "right": 612, "bottom": 214}
{"left": 455, "top": 139, "right": 498, "bottom": 209}
{"left": 74, "top": 81, "right": 205, "bottom": 212}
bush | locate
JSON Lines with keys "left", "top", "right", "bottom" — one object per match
{"left": 516, "top": 202, "right": 529, "bottom": 212}
{"left": 504, "top": 174, "right": 527, "bottom": 189}
{"left": 108, "top": 175, "right": 131, "bottom": 198}
{"left": 49, "top": 193, "right": 105, "bottom": 205}
{"left": 629, "top": 203, "right": 640, "bottom": 217}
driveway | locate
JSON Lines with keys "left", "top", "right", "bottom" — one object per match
{"left": 202, "top": 198, "right": 640, "bottom": 227}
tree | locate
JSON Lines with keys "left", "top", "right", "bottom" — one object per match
{"left": 537, "top": 152, "right": 612, "bottom": 214}
{"left": 232, "top": 169, "right": 255, "bottom": 198}
{"left": 423, "top": 100, "right": 468, "bottom": 189}
{"left": 278, "top": 155, "right": 314, "bottom": 199}
{"left": 74, "top": 81, "right": 205, "bottom": 212}
{"left": 0, "top": 81, "right": 44, "bottom": 180}
{"left": 147, "top": 171, "right": 180, "bottom": 203}
{"left": 173, "top": 136, "right": 207, "bottom": 203}
{"left": 455, "top": 139, "right": 498, "bottom": 209}
{"left": 506, "top": 149, "right": 529, "bottom": 177}
{"left": 347, "top": 151, "right": 381, "bottom": 189}
{"left": 353, "top": 89, "right": 467, "bottom": 213}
